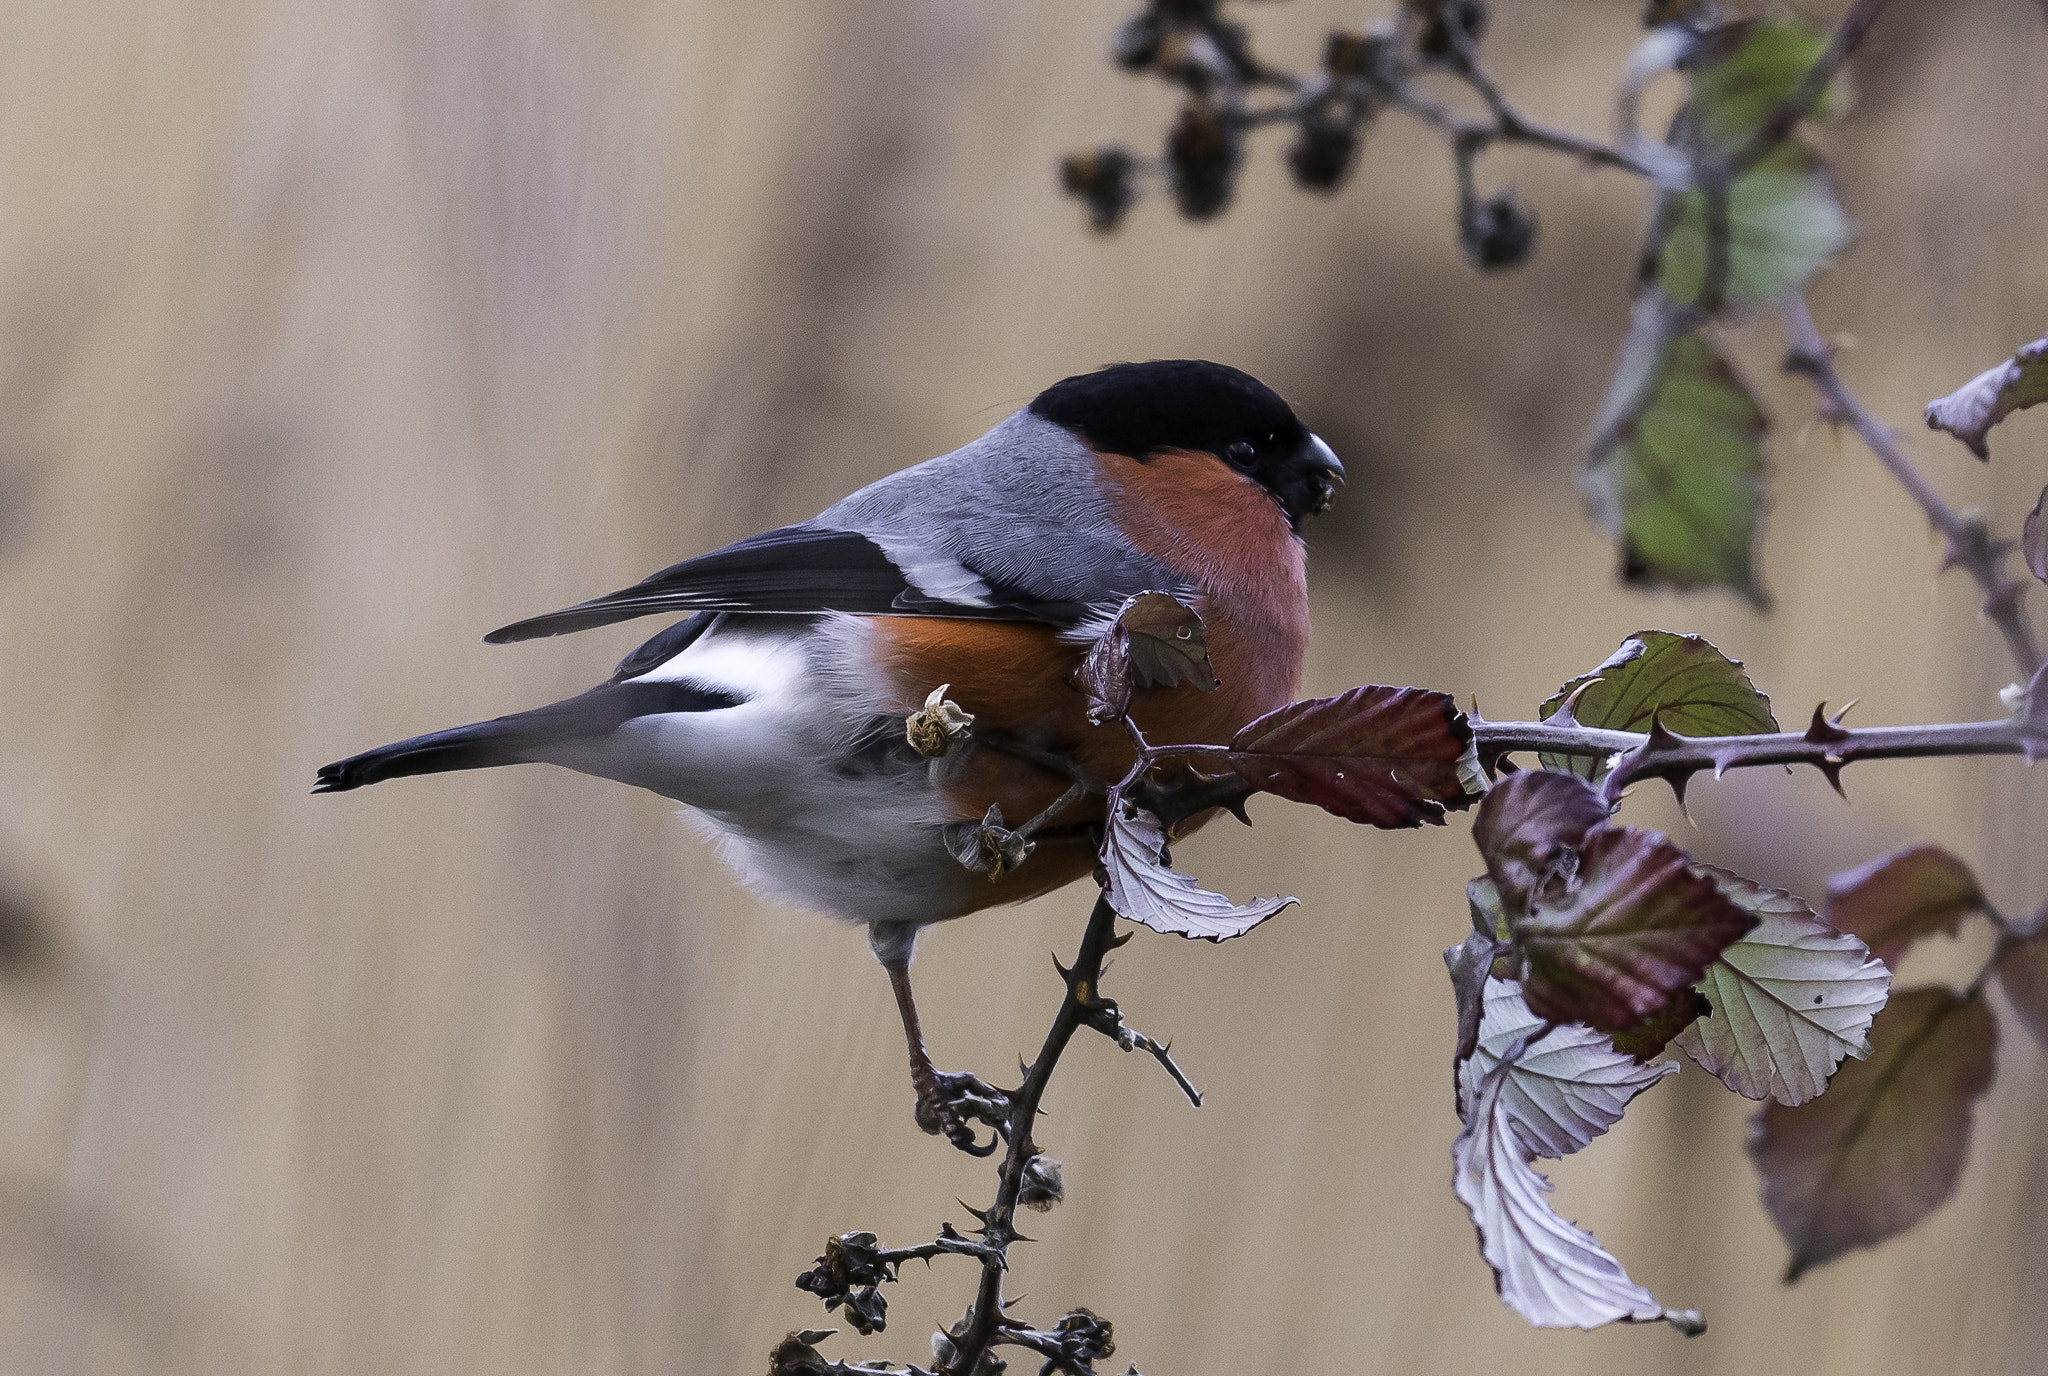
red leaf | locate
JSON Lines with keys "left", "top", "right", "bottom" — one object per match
{"left": 1824, "top": 845, "right": 1988, "bottom": 969}
{"left": 1471, "top": 770, "right": 1610, "bottom": 913}
{"left": 1224, "top": 685, "right": 1477, "bottom": 828}
{"left": 1515, "top": 827, "right": 1757, "bottom": 1033}
{"left": 1750, "top": 987, "right": 1997, "bottom": 1280}
{"left": 1998, "top": 936, "right": 2048, "bottom": 1056}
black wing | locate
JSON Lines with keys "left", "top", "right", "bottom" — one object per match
{"left": 483, "top": 523, "right": 1071, "bottom": 645}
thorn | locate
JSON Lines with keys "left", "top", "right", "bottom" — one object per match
{"left": 1051, "top": 955, "right": 1071, "bottom": 980}
{"left": 1815, "top": 755, "right": 1848, "bottom": 799}
{"left": 1556, "top": 677, "right": 1602, "bottom": 723}
{"left": 1804, "top": 701, "right": 1851, "bottom": 746}
{"left": 1643, "top": 711, "right": 1684, "bottom": 752}
{"left": 1468, "top": 694, "right": 1487, "bottom": 725}
{"left": 1106, "top": 928, "right": 1135, "bottom": 950}
{"left": 1665, "top": 767, "right": 1698, "bottom": 819}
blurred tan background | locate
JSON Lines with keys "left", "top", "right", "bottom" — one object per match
{"left": 0, "top": 0, "right": 2042, "bottom": 1371}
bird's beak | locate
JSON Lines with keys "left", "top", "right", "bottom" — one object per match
{"left": 1304, "top": 433, "right": 1344, "bottom": 515}
{"left": 1307, "top": 432, "right": 1346, "bottom": 482}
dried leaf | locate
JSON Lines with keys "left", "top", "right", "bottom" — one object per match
{"left": 1997, "top": 935, "right": 2048, "bottom": 1056}
{"left": 1454, "top": 1034, "right": 1697, "bottom": 1332}
{"left": 1583, "top": 299, "right": 1770, "bottom": 603}
{"left": 1673, "top": 867, "right": 1891, "bottom": 1105}
{"left": 1471, "top": 770, "right": 1611, "bottom": 916}
{"left": 1515, "top": 826, "right": 1757, "bottom": 1033}
{"left": 1459, "top": 979, "right": 1678, "bottom": 1159}
{"left": 1468, "top": 874, "right": 1509, "bottom": 942}
{"left": 1118, "top": 591, "right": 1218, "bottom": 692}
{"left": 1099, "top": 802, "right": 1294, "bottom": 941}
{"left": 1656, "top": 146, "right": 1853, "bottom": 312}
{"left": 2023, "top": 484, "right": 2048, "bottom": 584}
{"left": 1225, "top": 685, "right": 1478, "bottom": 828}
{"left": 1751, "top": 987, "right": 1997, "bottom": 1280}
{"left": 1446, "top": 932, "right": 1500, "bottom": 1073}
{"left": 1073, "top": 591, "right": 1216, "bottom": 724}
{"left": 1924, "top": 334, "right": 2048, "bottom": 460}
{"left": 1823, "top": 845, "right": 1988, "bottom": 969}
{"left": 1539, "top": 630, "right": 1777, "bottom": 778}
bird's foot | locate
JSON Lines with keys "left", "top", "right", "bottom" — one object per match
{"left": 911, "top": 1065, "right": 1010, "bottom": 1157}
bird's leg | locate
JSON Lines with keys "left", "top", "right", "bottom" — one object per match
{"left": 885, "top": 961, "right": 1009, "bottom": 1156}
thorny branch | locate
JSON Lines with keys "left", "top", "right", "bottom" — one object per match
{"left": 1783, "top": 297, "right": 2045, "bottom": 679}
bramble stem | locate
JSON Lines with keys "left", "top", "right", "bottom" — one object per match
{"left": 939, "top": 895, "right": 1122, "bottom": 1376}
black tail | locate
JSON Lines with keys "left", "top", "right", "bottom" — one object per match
{"left": 314, "top": 679, "right": 743, "bottom": 794}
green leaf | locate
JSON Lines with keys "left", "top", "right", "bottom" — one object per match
{"left": 1538, "top": 630, "right": 1777, "bottom": 778}
{"left": 1924, "top": 334, "right": 2048, "bottom": 460}
{"left": 1656, "top": 146, "right": 1853, "bottom": 312}
{"left": 1673, "top": 867, "right": 1891, "bottom": 1105}
{"left": 1750, "top": 988, "right": 1997, "bottom": 1281}
{"left": 1583, "top": 300, "right": 1770, "bottom": 603}
{"left": 1823, "top": 845, "right": 1990, "bottom": 970}
{"left": 1687, "top": 18, "right": 1837, "bottom": 155}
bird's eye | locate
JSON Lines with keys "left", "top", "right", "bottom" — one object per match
{"left": 1224, "top": 440, "right": 1257, "bottom": 470}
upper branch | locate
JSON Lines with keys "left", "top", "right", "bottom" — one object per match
{"left": 1784, "top": 298, "right": 2044, "bottom": 678}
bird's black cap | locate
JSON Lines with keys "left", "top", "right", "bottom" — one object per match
{"left": 1030, "top": 360, "right": 1340, "bottom": 526}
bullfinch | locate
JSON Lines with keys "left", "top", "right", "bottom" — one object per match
{"left": 317, "top": 359, "right": 1344, "bottom": 1147}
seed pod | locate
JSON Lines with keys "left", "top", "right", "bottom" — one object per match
{"left": 1059, "top": 146, "right": 1140, "bottom": 233}
{"left": 1459, "top": 189, "right": 1536, "bottom": 270}
{"left": 1166, "top": 102, "right": 1241, "bottom": 220}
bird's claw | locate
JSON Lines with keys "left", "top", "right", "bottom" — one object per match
{"left": 912, "top": 1067, "right": 1010, "bottom": 1157}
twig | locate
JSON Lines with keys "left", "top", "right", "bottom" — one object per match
{"left": 939, "top": 897, "right": 1123, "bottom": 1376}
{"left": 1783, "top": 298, "right": 2044, "bottom": 677}
{"left": 1460, "top": 687, "right": 2046, "bottom": 803}
{"left": 1724, "top": 0, "right": 1897, "bottom": 179}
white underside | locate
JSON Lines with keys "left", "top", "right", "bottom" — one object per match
{"left": 533, "top": 615, "right": 971, "bottom": 929}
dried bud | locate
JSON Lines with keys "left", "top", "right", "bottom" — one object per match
{"left": 1053, "top": 1308, "right": 1117, "bottom": 1364}
{"left": 905, "top": 684, "right": 975, "bottom": 758}
{"left": 767, "top": 1329, "right": 835, "bottom": 1376}
{"left": 932, "top": 1307, "right": 1009, "bottom": 1376}
{"left": 1109, "top": 10, "right": 1163, "bottom": 70}
{"left": 945, "top": 805, "right": 1034, "bottom": 880}
{"left": 1286, "top": 102, "right": 1366, "bottom": 192}
{"left": 1459, "top": 190, "right": 1536, "bottom": 270}
{"left": 840, "top": 1286, "right": 888, "bottom": 1337}
{"left": 1411, "top": 0, "right": 1489, "bottom": 59}
{"left": 1166, "top": 102, "right": 1241, "bottom": 221}
{"left": 1060, "top": 146, "right": 1140, "bottom": 234}
{"left": 794, "top": 1230, "right": 893, "bottom": 1300}
{"left": 1018, "top": 1154, "right": 1066, "bottom": 1212}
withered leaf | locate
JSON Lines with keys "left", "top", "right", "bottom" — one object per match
{"left": 1924, "top": 334, "right": 2048, "bottom": 460}
{"left": 1459, "top": 979, "right": 1678, "bottom": 1159}
{"left": 1446, "top": 931, "right": 1500, "bottom": 1074}
{"left": 1072, "top": 590, "right": 1216, "bottom": 725}
{"left": 1224, "top": 685, "right": 1478, "bottom": 828}
{"left": 1514, "top": 826, "right": 1757, "bottom": 1034}
{"left": 1471, "top": 770, "right": 1610, "bottom": 917}
{"left": 1099, "top": 802, "right": 1294, "bottom": 941}
{"left": 1823, "top": 845, "right": 1988, "bottom": 970}
{"left": 1750, "top": 987, "right": 1996, "bottom": 1280}
{"left": 1453, "top": 1032, "right": 1698, "bottom": 1332}
{"left": 1538, "top": 631, "right": 1777, "bottom": 779}
{"left": 1673, "top": 867, "right": 1890, "bottom": 1105}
